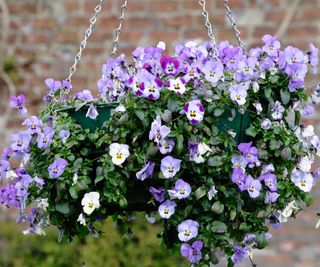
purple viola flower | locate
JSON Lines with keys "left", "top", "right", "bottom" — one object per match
{"left": 302, "top": 106, "right": 315, "bottom": 117}
{"left": 261, "top": 118, "right": 272, "bottom": 129}
{"left": 231, "top": 155, "right": 247, "bottom": 170}
{"left": 160, "top": 55, "right": 180, "bottom": 76}
{"left": 168, "top": 179, "right": 192, "bottom": 200}
{"left": 269, "top": 213, "right": 283, "bottom": 229}
{"left": 287, "top": 64, "right": 307, "bottom": 92}
{"left": 229, "top": 83, "right": 248, "bottom": 105}
{"left": 143, "top": 76, "right": 162, "bottom": 100}
{"left": 168, "top": 77, "right": 186, "bottom": 95}
{"left": 265, "top": 191, "right": 280, "bottom": 204}
{"left": 2, "top": 147, "right": 12, "bottom": 161}
{"left": 73, "top": 90, "right": 95, "bottom": 101}
{"left": 58, "top": 130, "right": 70, "bottom": 144}
{"left": 149, "top": 116, "right": 171, "bottom": 144}
{"left": 10, "top": 95, "right": 27, "bottom": 115}
{"left": 183, "top": 65, "right": 200, "bottom": 82}
{"left": 129, "top": 69, "right": 148, "bottom": 96}
{"left": 260, "top": 56, "right": 275, "bottom": 71}
{"left": 237, "top": 142, "right": 259, "bottom": 166}
{"left": 231, "top": 245, "right": 250, "bottom": 264}
{"left": 291, "top": 169, "right": 314, "bottom": 192}
{"left": 160, "top": 156, "right": 181, "bottom": 179}
{"left": 250, "top": 47, "right": 263, "bottom": 58}
{"left": 284, "top": 46, "right": 305, "bottom": 71}
{"left": 222, "top": 46, "right": 242, "bottom": 70}
{"left": 235, "top": 56, "right": 258, "bottom": 82}
{"left": 158, "top": 200, "right": 177, "bottom": 219}
{"left": 22, "top": 116, "right": 43, "bottom": 134}
{"left": 136, "top": 161, "right": 155, "bottom": 181}
{"left": 86, "top": 105, "right": 99, "bottom": 120}
{"left": 188, "top": 141, "right": 199, "bottom": 161}
{"left": 261, "top": 34, "right": 281, "bottom": 58}
{"left": 271, "top": 101, "right": 285, "bottom": 120}
{"left": 34, "top": 176, "right": 45, "bottom": 188}
{"left": 259, "top": 172, "right": 277, "bottom": 192}
{"left": 45, "top": 78, "right": 62, "bottom": 94}
{"left": 202, "top": 60, "right": 224, "bottom": 84}
{"left": 245, "top": 175, "right": 262, "bottom": 198}
{"left": 48, "top": 158, "right": 68, "bottom": 179}
{"left": 97, "top": 77, "right": 113, "bottom": 99}
{"left": 231, "top": 168, "right": 247, "bottom": 191}
{"left": 158, "top": 138, "right": 175, "bottom": 155}
{"left": 0, "top": 184, "right": 20, "bottom": 208}
{"left": 308, "top": 43, "right": 319, "bottom": 74}
{"left": 178, "top": 219, "right": 199, "bottom": 242}
{"left": 0, "top": 160, "right": 10, "bottom": 178}
{"left": 15, "top": 174, "right": 33, "bottom": 197}
{"left": 62, "top": 80, "right": 72, "bottom": 91}
{"left": 149, "top": 187, "right": 165, "bottom": 203}
{"left": 180, "top": 240, "right": 203, "bottom": 264}
{"left": 10, "top": 132, "right": 32, "bottom": 152}
{"left": 37, "top": 127, "right": 54, "bottom": 150}
{"left": 183, "top": 100, "right": 205, "bottom": 125}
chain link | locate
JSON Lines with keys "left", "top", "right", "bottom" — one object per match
{"left": 66, "top": 0, "right": 104, "bottom": 83}
{"left": 111, "top": 0, "right": 128, "bottom": 57}
{"left": 198, "top": 0, "right": 219, "bottom": 58}
{"left": 221, "top": 0, "right": 246, "bottom": 51}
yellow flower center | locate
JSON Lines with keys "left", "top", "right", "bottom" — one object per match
{"left": 135, "top": 82, "right": 140, "bottom": 88}
{"left": 291, "top": 57, "right": 296, "bottom": 63}
{"left": 116, "top": 153, "right": 123, "bottom": 159}
{"left": 230, "top": 58, "right": 235, "bottom": 63}
{"left": 174, "top": 84, "right": 180, "bottom": 90}
{"left": 164, "top": 208, "right": 169, "bottom": 214}
{"left": 189, "top": 70, "right": 195, "bottom": 76}
{"left": 18, "top": 141, "right": 23, "bottom": 147}
{"left": 245, "top": 66, "right": 249, "bottom": 72}
{"left": 43, "top": 138, "right": 47, "bottom": 143}
{"left": 249, "top": 186, "right": 254, "bottom": 192}
{"left": 149, "top": 87, "right": 155, "bottom": 92}
{"left": 179, "top": 189, "right": 185, "bottom": 195}
{"left": 184, "top": 230, "right": 191, "bottom": 236}
{"left": 168, "top": 66, "right": 173, "bottom": 72}
{"left": 169, "top": 167, "right": 174, "bottom": 173}
{"left": 190, "top": 111, "right": 196, "bottom": 117}
{"left": 301, "top": 180, "right": 306, "bottom": 187}
{"left": 88, "top": 203, "right": 94, "bottom": 209}
{"left": 53, "top": 169, "right": 58, "bottom": 174}
{"left": 269, "top": 45, "right": 273, "bottom": 50}
{"left": 236, "top": 95, "right": 241, "bottom": 100}
{"left": 210, "top": 71, "right": 215, "bottom": 77}
{"left": 31, "top": 125, "right": 36, "bottom": 130}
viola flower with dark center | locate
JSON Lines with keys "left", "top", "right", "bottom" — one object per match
{"left": 245, "top": 175, "right": 262, "bottom": 198}
{"left": 180, "top": 240, "right": 203, "bottom": 264}
{"left": 10, "top": 132, "right": 32, "bottom": 152}
{"left": 22, "top": 116, "right": 43, "bottom": 134}
{"left": 37, "top": 127, "right": 54, "bottom": 150}
{"left": 259, "top": 172, "right": 277, "bottom": 192}
{"left": 231, "top": 245, "right": 250, "bottom": 264}
{"left": 168, "top": 77, "right": 186, "bottom": 95}
{"left": 45, "top": 78, "right": 62, "bottom": 95}
{"left": 10, "top": 95, "right": 28, "bottom": 115}
{"left": 287, "top": 63, "right": 307, "bottom": 92}
{"left": 160, "top": 156, "right": 181, "bottom": 179}
{"left": 222, "top": 46, "right": 242, "bottom": 70}
{"left": 202, "top": 60, "right": 224, "bottom": 84}
{"left": 178, "top": 219, "right": 199, "bottom": 242}
{"left": 168, "top": 179, "right": 192, "bottom": 200}
{"left": 231, "top": 168, "right": 247, "bottom": 191}
{"left": 143, "top": 76, "right": 162, "bottom": 100}
{"left": 149, "top": 116, "right": 171, "bottom": 144}
{"left": 160, "top": 55, "right": 180, "bottom": 76}
{"left": 261, "top": 34, "right": 281, "bottom": 58}
{"left": 109, "top": 143, "right": 130, "bottom": 166}
{"left": 73, "top": 90, "right": 95, "bottom": 101}
{"left": 158, "top": 200, "right": 176, "bottom": 219}
{"left": 48, "top": 158, "right": 68, "bottom": 179}
{"left": 149, "top": 187, "right": 165, "bottom": 203}
{"left": 271, "top": 101, "right": 285, "bottom": 120}
{"left": 237, "top": 141, "right": 259, "bottom": 167}
{"left": 158, "top": 138, "right": 175, "bottom": 155}
{"left": 183, "top": 100, "right": 205, "bottom": 125}
{"left": 86, "top": 105, "right": 99, "bottom": 120}
{"left": 229, "top": 83, "right": 248, "bottom": 105}
{"left": 291, "top": 169, "right": 314, "bottom": 192}
{"left": 235, "top": 56, "right": 258, "bottom": 82}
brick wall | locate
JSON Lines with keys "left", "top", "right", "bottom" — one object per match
{"left": 1, "top": 1, "right": 320, "bottom": 265}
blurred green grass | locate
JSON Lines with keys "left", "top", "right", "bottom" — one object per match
{"left": 0, "top": 213, "right": 187, "bottom": 267}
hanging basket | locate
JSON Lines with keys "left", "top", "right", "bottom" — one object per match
{"left": 1, "top": 0, "right": 320, "bottom": 266}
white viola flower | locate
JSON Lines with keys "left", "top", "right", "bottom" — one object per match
{"left": 207, "top": 185, "right": 218, "bottom": 201}
{"left": 278, "top": 200, "right": 299, "bottom": 223}
{"left": 311, "top": 135, "right": 320, "bottom": 155}
{"left": 86, "top": 104, "right": 99, "bottom": 120}
{"left": 291, "top": 168, "right": 314, "bottom": 192}
{"left": 23, "top": 227, "right": 46, "bottom": 236}
{"left": 115, "top": 104, "right": 126, "bottom": 113}
{"left": 81, "top": 192, "right": 100, "bottom": 215}
{"left": 77, "top": 213, "right": 86, "bottom": 225}
{"left": 271, "top": 101, "right": 285, "bottom": 120}
{"left": 261, "top": 118, "right": 272, "bottom": 130}
{"left": 168, "top": 78, "right": 186, "bottom": 95}
{"left": 109, "top": 143, "right": 130, "bottom": 165}
{"left": 261, "top": 164, "right": 275, "bottom": 174}
{"left": 229, "top": 83, "right": 248, "bottom": 105}
{"left": 252, "top": 81, "right": 259, "bottom": 93}
{"left": 253, "top": 102, "right": 262, "bottom": 114}
{"left": 37, "top": 198, "right": 49, "bottom": 211}
{"left": 193, "top": 143, "right": 212, "bottom": 164}
{"left": 5, "top": 170, "right": 18, "bottom": 181}
{"left": 297, "top": 156, "right": 313, "bottom": 172}
{"left": 302, "top": 125, "right": 315, "bottom": 138}
{"left": 157, "top": 41, "right": 166, "bottom": 50}
{"left": 72, "top": 173, "right": 78, "bottom": 185}
{"left": 146, "top": 212, "right": 158, "bottom": 224}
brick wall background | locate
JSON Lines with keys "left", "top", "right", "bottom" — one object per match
{"left": 1, "top": 0, "right": 320, "bottom": 266}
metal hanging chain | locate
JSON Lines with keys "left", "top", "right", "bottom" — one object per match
{"left": 221, "top": 0, "right": 246, "bottom": 51}
{"left": 199, "top": 0, "right": 219, "bottom": 58}
{"left": 66, "top": 0, "right": 104, "bottom": 83}
{"left": 110, "top": 0, "right": 128, "bottom": 57}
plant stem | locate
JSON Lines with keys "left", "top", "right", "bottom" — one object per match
{"left": 249, "top": 255, "right": 257, "bottom": 267}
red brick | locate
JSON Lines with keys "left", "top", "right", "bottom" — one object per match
{"left": 302, "top": 7, "right": 320, "bottom": 20}
{"left": 151, "top": 1, "right": 178, "bottom": 12}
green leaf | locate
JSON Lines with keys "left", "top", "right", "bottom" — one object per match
{"left": 280, "top": 89, "right": 290, "bottom": 105}
{"left": 211, "top": 202, "right": 224, "bottom": 214}
{"left": 214, "top": 108, "right": 224, "bottom": 117}
{"left": 69, "top": 187, "right": 78, "bottom": 199}
{"left": 74, "top": 158, "right": 83, "bottom": 170}
{"left": 256, "top": 235, "right": 268, "bottom": 249}
{"left": 210, "top": 221, "right": 227, "bottom": 233}
{"left": 55, "top": 202, "right": 70, "bottom": 214}
{"left": 208, "top": 156, "right": 223, "bottom": 167}
{"left": 135, "top": 110, "right": 145, "bottom": 121}
{"left": 246, "top": 125, "right": 259, "bottom": 138}
{"left": 176, "top": 135, "right": 184, "bottom": 154}
{"left": 195, "top": 187, "right": 206, "bottom": 200}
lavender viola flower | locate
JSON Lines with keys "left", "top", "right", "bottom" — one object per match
{"left": 283, "top": 46, "right": 305, "bottom": 70}
{"left": 245, "top": 175, "right": 262, "bottom": 198}
{"left": 183, "top": 65, "right": 200, "bottom": 82}
{"left": 86, "top": 105, "right": 99, "bottom": 120}
{"left": 0, "top": 184, "right": 20, "bottom": 208}
{"left": 308, "top": 43, "right": 319, "bottom": 74}
{"left": 0, "top": 160, "right": 10, "bottom": 178}
{"left": 265, "top": 191, "right": 280, "bottom": 204}
{"left": 73, "top": 90, "right": 95, "bottom": 101}
{"left": 160, "top": 55, "right": 180, "bottom": 76}
{"left": 48, "top": 158, "right": 68, "bottom": 179}
{"left": 180, "top": 240, "right": 203, "bottom": 264}
{"left": 178, "top": 219, "right": 199, "bottom": 242}
{"left": 237, "top": 142, "right": 259, "bottom": 166}
{"left": 15, "top": 174, "right": 33, "bottom": 197}
{"left": 229, "top": 83, "right": 248, "bottom": 105}
{"left": 291, "top": 169, "right": 314, "bottom": 192}
{"left": 22, "top": 116, "right": 43, "bottom": 134}
{"left": 2, "top": 147, "right": 12, "bottom": 161}
{"left": 37, "top": 127, "right": 54, "bottom": 150}
{"left": 231, "top": 245, "right": 250, "bottom": 264}
{"left": 202, "top": 60, "right": 224, "bottom": 84}
{"left": 158, "top": 138, "right": 175, "bottom": 155}
{"left": 97, "top": 77, "right": 113, "bottom": 99}
{"left": 271, "top": 101, "right": 285, "bottom": 120}
{"left": 259, "top": 172, "right": 277, "bottom": 192}
{"left": 158, "top": 200, "right": 177, "bottom": 219}
{"left": 10, "top": 132, "right": 32, "bottom": 152}
{"left": 231, "top": 168, "right": 247, "bottom": 191}
{"left": 183, "top": 100, "right": 205, "bottom": 125}
{"left": 149, "top": 187, "right": 165, "bottom": 203}
{"left": 261, "top": 118, "right": 272, "bottom": 129}
{"left": 136, "top": 161, "right": 155, "bottom": 181}
{"left": 168, "top": 77, "right": 186, "bottom": 95}
{"left": 188, "top": 142, "right": 212, "bottom": 163}
{"left": 143, "top": 76, "right": 163, "bottom": 100}
{"left": 10, "top": 95, "right": 27, "bottom": 115}
{"left": 235, "top": 56, "right": 258, "bottom": 82}
{"left": 149, "top": 116, "right": 171, "bottom": 144}
{"left": 58, "top": 130, "right": 70, "bottom": 144}
{"left": 231, "top": 155, "right": 247, "bottom": 170}
{"left": 160, "top": 156, "right": 181, "bottom": 179}
{"left": 287, "top": 64, "right": 307, "bottom": 92}
{"left": 45, "top": 78, "right": 62, "bottom": 94}
{"left": 261, "top": 34, "right": 281, "bottom": 58}
{"left": 222, "top": 46, "right": 242, "bottom": 70}
{"left": 168, "top": 179, "right": 192, "bottom": 200}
